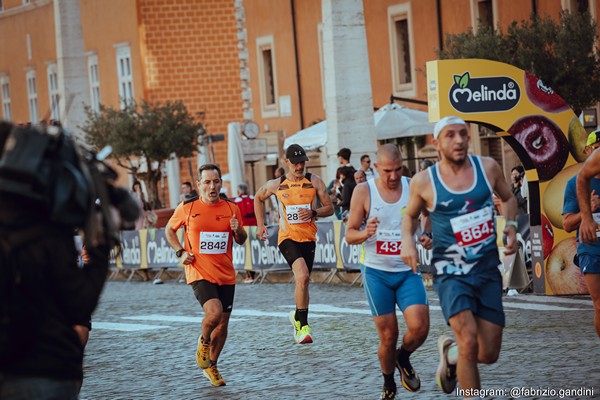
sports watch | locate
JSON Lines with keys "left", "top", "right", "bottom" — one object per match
{"left": 176, "top": 248, "right": 185, "bottom": 258}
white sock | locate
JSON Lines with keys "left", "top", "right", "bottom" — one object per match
{"left": 447, "top": 344, "right": 458, "bottom": 365}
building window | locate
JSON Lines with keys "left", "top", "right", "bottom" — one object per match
{"left": 256, "top": 35, "right": 278, "bottom": 118}
{"left": 562, "top": 0, "right": 592, "bottom": 14}
{"left": 116, "top": 45, "right": 134, "bottom": 109}
{"left": 1, "top": 75, "right": 11, "bottom": 121}
{"left": 26, "top": 69, "right": 38, "bottom": 123}
{"left": 88, "top": 54, "right": 101, "bottom": 112}
{"left": 471, "top": 0, "right": 497, "bottom": 32}
{"left": 47, "top": 63, "right": 60, "bottom": 121}
{"left": 388, "top": 3, "right": 416, "bottom": 97}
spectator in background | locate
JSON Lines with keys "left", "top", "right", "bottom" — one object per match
{"left": 419, "top": 159, "right": 435, "bottom": 171}
{"left": 328, "top": 148, "right": 354, "bottom": 220}
{"left": 235, "top": 183, "right": 257, "bottom": 283}
{"left": 360, "top": 154, "right": 378, "bottom": 180}
{"left": 180, "top": 181, "right": 198, "bottom": 202}
{"left": 132, "top": 181, "right": 154, "bottom": 230}
{"left": 354, "top": 169, "right": 367, "bottom": 184}
{"left": 337, "top": 148, "right": 352, "bottom": 167}
{"left": 336, "top": 166, "right": 357, "bottom": 218}
{"left": 510, "top": 166, "right": 527, "bottom": 215}
{"left": 401, "top": 165, "right": 411, "bottom": 177}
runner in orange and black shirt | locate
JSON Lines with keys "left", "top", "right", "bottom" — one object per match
{"left": 166, "top": 164, "right": 247, "bottom": 388}
{"left": 254, "top": 144, "right": 333, "bottom": 344}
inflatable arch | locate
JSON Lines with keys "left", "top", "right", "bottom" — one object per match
{"left": 427, "top": 59, "right": 590, "bottom": 295}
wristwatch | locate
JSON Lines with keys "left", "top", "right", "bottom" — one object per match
{"left": 176, "top": 248, "right": 185, "bottom": 258}
{"left": 312, "top": 210, "right": 318, "bottom": 218}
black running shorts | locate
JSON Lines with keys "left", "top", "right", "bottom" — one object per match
{"left": 191, "top": 280, "right": 235, "bottom": 313}
{"left": 278, "top": 239, "right": 316, "bottom": 273}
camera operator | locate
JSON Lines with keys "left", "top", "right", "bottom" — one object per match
{"left": 0, "top": 122, "right": 132, "bottom": 399}
{"left": 511, "top": 166, "right": 528, "bottom": 215}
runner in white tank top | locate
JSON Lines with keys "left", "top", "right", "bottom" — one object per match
{"left": 345, "top": 144, "right": 431, "bottom": 399}
{"left": 361, "top": 176, "right": 411, "bottom": 272}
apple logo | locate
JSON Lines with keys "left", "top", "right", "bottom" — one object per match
{"left": 524, "top": 72, "right": 570, "bottom": 113}
{"left": 545, "top": 237, "right": 588, "bottom": 295}
{"left": 508, "top": 115, "right": 569, "bottom": 182}
{"left": 568, "top": 116, "right": 590, "bottom": 162}
{"left": 541, "top": 214, "right": 554, "bottom": 259}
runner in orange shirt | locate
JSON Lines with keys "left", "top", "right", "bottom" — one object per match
{"left": 254, "top": 144, "right": 333, "bottom": 344}
{"left": 165, "top": 164, "right": 247, "bottom": 387}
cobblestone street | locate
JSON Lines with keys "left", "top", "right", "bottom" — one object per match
{"left": 80, "top": 281, "right": 598, "bottom": 400}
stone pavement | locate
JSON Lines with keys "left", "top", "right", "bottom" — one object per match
{"left": 80, "top": 281, "right": 598, "bottom": 400}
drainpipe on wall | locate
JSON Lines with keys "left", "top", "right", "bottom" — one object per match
{"left": 531, "top": 0, "right": 537, "bottom": 16}
{"left": 436, "top": 0, "right": 443, "bottom": 51}
{"left": 290, "top": 0, "right": 305, "bottom": 129}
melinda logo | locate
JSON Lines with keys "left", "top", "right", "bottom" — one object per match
{"left": 449, "top": 72, "right": 520, "bottom": 113}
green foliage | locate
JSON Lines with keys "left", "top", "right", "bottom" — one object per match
{"left": 438, "top": 11, "right": 600, "bottom": 113}
{"left": 82, "top": 100, "right": 205, "bottom": 208}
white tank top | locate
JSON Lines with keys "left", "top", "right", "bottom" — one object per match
{"left": 361, "top": 177, "right": 411, "bottom": 272}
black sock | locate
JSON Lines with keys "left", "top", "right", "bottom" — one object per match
{"left": 295, "top": 308, "right": 309, "bottom": 327}
{"left": 383, "top": 373, "right": 396, "bottom": 391}
{"left": 397, "top": 345, "right": 413, "bottom": 368}
{"left": 201, "top": 336, "right": 210, "bottom": 345}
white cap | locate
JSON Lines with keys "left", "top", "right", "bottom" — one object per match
{"left": 433, "top": 116, "right": 467, "bottom": 139}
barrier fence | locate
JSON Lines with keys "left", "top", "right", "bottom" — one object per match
{"left": 107, "top": 218, "right": 531, "bottom": 287}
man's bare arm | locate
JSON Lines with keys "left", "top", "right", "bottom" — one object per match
{"left": 401, "top": 174, "right": 428, "bottom": 271}
{"left": 312, "top": 175, "right": 334, "bottom": 217}
{"left": 577, "top": 150, "right": 600, "bottom": 243}
{"left": 345, "top": 183, "right": 371, "bottom": 244}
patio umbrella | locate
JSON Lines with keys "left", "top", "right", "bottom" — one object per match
{"left": 373, "top": 103, "right": 434, "bottom": 140}
{"left": 283, "top": 120, "right": 327, "bottom": 150}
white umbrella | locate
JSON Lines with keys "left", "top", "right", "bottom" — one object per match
{"left": 227, "top": 123, "right": 245, "bottom": 197}
{"left": 283, "top": 120, "right": 327, "bottom": 150}
{"left": 284, "top": 104, "right": 433, "bottom": 148}
{"left": 373, "top": 103, "right": 434, "bottom": 140}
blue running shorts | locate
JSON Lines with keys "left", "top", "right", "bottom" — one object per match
{"left": 578, "top": 253, "right": 600, "bottom": 274}
{"left": 433, "top": 252, "right": 505, "bottom": 327}
{"left": 360, "top": 265, "right": 428, "bottom": 316}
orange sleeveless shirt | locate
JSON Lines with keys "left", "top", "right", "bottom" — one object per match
{"left": 275, "top": 174, "right": 317, "bottom": 244}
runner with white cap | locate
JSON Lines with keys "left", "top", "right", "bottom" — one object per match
{"left": 401, "top": 116, "right": 518, "bottom": 394}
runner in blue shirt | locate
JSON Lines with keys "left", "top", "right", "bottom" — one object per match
{"left": 401, "top": 116, "right": 518, "bottom": 394}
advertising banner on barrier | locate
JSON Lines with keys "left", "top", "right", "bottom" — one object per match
{"left": 314, "top": 221, "right": 338, "bottom": 268}
{"left": 145, "top": 229, "right": 180, "bottom": 269}
{"left": 120, "top": 230, "right": 143, "bottom": 269}
{"left": 336, "top": 222, "right": 362, "bottom": 271}
{"left": 247, "top": 225, "right": 288, "bottom": 270}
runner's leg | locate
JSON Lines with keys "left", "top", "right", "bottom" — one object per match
{"left": 448, "top": 310, "right": 480, "bottom": 391}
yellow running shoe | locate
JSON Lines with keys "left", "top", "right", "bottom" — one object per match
{"left": 203, "top": 365, "right": 226, "bottom": 387}
{"left": 296, "top": 324, "right": 313, "bottom": 344}
{"left": 196, "top": 336, "right": 210, "bottom": 369}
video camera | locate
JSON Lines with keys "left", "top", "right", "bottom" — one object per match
{"left": 0, "top": 122, "right": 140, "bottom": 248}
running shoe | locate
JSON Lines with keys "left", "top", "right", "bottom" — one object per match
{"left": 379, "top": 386, "right": 396, "bottom": 400}
{"left": 395, "top": 348, "right": 420, "bottom": 392}
{"left": 203, "top": 365, "right": 226, "bottom": 386}
{"left": 436, "top": 334, "right": 457, "bottom": 394}
{"left": 196, "top": 336, "right": 211, "bottom": 369}
{"left": 288, "top": 311, "right": 313, "bottom": 344}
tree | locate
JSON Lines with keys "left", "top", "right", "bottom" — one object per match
{"left": 438, "top": 11, "right": 600, "bottom": 114}
{"left": 82, "top": 100, "right": 205, "bottom": 209}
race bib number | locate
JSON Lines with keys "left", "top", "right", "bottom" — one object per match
{"left": 199, "top": 232, "right": 229, "bottom": 254}
{"left": 286, "top": 204, "right": 310, "bottom": 224}
{"left": 593, "top": 213, "right": 600, "bottom": 237}
{"left": 376, "top": 230, "right": 402, "bottom": 255}
{"left": 450, "top": 207, "right": 494, "bottom": 248}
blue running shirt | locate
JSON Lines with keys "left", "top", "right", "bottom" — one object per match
{"left": 428, "top": 155, "right": 497, "bottom": 275}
